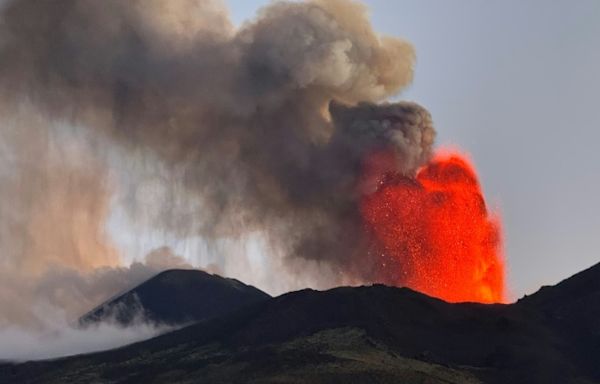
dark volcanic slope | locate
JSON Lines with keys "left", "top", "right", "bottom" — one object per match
{"left": 517, "top": 262, "right": 600, "bottom": 381}
{"left": 2, "top": 263, "right": 599, "bottom": 384}
{"left": 79, "top": 269, "right": 271, "bottom": 326}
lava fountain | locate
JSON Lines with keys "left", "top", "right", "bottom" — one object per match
{"left": 360, "top": 149, "right": 506, "bottom": 303}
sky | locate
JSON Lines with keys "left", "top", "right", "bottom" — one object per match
{"left": 5, "top": 0, "right": 592, "bottom": 302}
{"left": 226, "top": 0, "right": 600, "bottom": 298}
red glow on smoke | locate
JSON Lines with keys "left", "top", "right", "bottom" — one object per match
{"left": 360, "top": 149, "right": 506, "bottom": 303}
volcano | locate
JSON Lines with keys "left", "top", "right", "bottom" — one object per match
{"left": 2, "top": 263, "right": 599, "bottom": 384}
{"left": 79, "top": 269, "right": 271, "bottom": 327}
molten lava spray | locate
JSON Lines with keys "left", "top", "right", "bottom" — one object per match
{"left": 361, "top": 150, "right": 505, "bottom": 303}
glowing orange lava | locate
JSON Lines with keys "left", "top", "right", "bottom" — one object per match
{"left": 360, "top": 150, "right": 506, "bottom": 303}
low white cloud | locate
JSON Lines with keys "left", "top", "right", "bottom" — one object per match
{"left": 0, "top": 318, "right": 171, "bottom": 361}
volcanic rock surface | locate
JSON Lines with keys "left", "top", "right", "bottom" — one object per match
{"left": 79, "top": 269, "right": 271, "bottom": 327}
{"left": 2, "top": 263, "right": 599, "bottom": 384}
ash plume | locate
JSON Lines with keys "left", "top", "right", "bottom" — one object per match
{"left": 0, "top": 0, "right": 437, "bottom": 328}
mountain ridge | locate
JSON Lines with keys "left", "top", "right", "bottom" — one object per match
{"left": 2, "top": 262, "right": 599, "bottom": 384}
{"left": 79, "top": 268, "right": 271, "bottom": 327}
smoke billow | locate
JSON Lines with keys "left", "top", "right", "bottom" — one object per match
{"left": 0, "top": 105, "right": 190, "bottom": 358}
{"left": 0, "top": 0, "right": 438, "bottom": 357}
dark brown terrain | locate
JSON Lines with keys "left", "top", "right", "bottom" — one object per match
{"left": 1, "top": 263, "right": 599, "bottom": 384}
{"left": 79, "top": 269, "right": 271, "bottom": 327}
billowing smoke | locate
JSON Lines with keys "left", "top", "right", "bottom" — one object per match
{"left": 0, "top": 0, "right": 433, "bottom": 285}
{"left": 0, "top": 0, "right": 444, "bottom": 358}
{"left": 0, "top": 101, "right": 190, "bottom": 358}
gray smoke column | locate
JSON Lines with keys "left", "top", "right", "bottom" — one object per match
{"left": 0, "top": 0, "right": 436, "bottom": 295}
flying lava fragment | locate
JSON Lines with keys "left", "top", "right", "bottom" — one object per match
{"left": 360, "top": 150, "right": 506, "bottom": 303}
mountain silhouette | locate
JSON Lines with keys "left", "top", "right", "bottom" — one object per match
{"left": 2, "top": 263, "right": 599, "bottom": 384}
{"left": 79, "top": 269, "right": 271, "bottom": 326}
